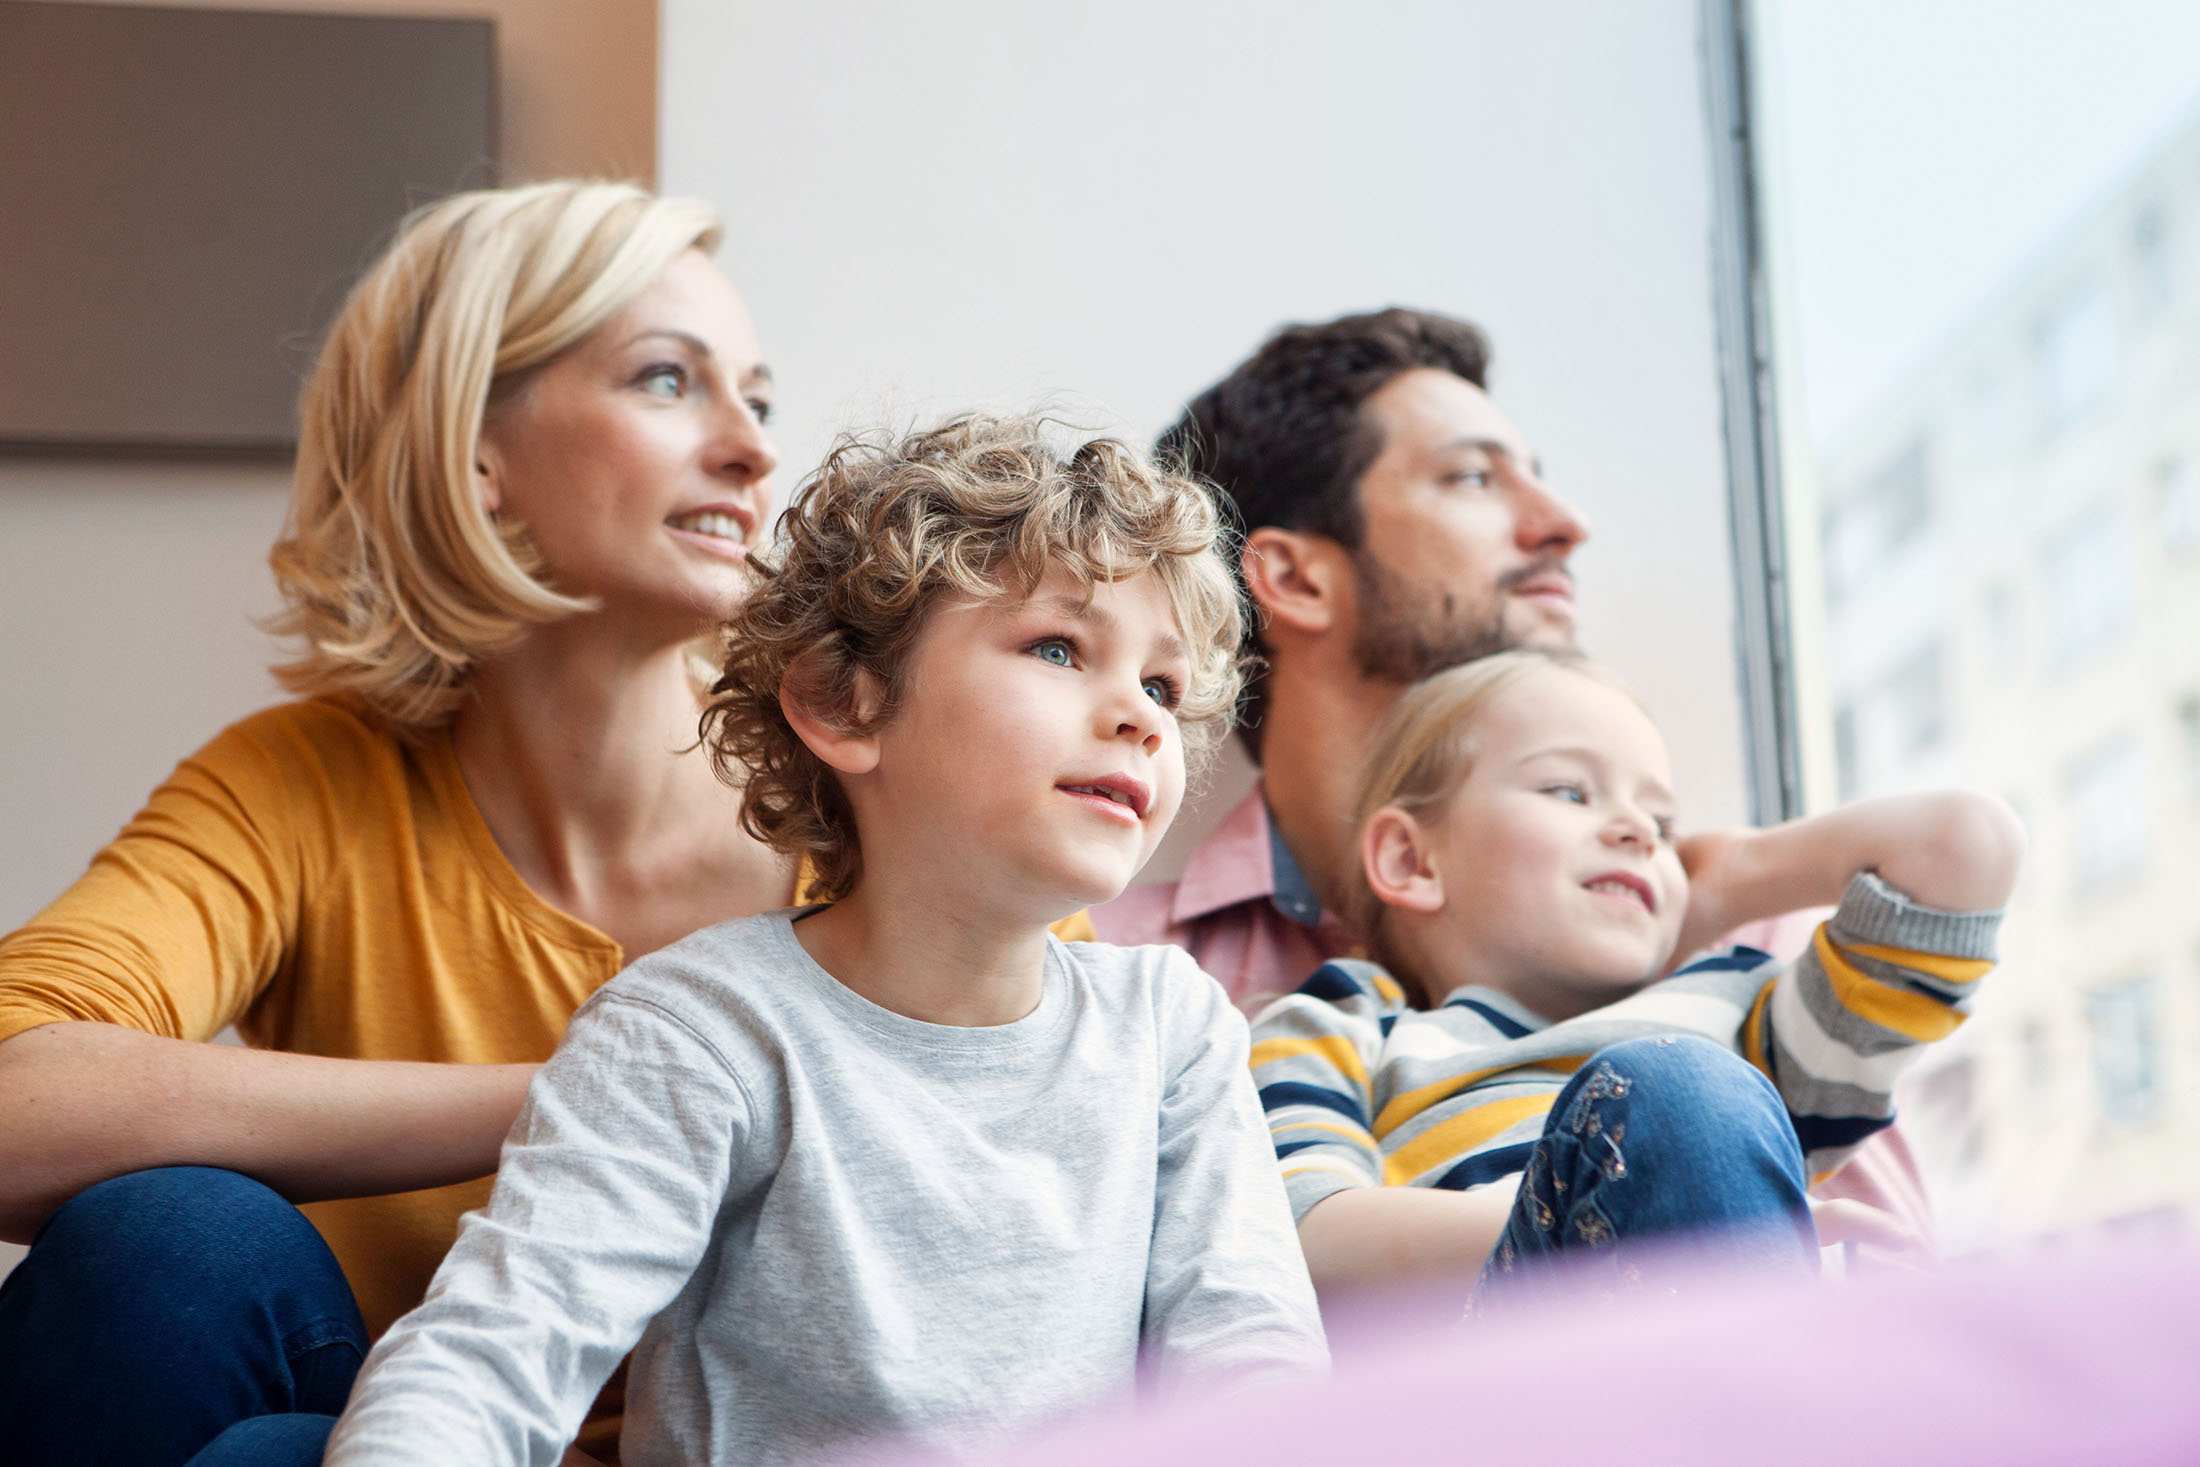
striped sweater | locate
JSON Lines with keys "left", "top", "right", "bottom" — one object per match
{"left": 1250, "top": 872, "right": 2000, "bottom": 1221}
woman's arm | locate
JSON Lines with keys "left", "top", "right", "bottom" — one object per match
{"left": 0, "top": 1022, "right": 534, "bottom": 1242}
{"left": 1676, "top": 790, "right": 2025, "bottom": 959}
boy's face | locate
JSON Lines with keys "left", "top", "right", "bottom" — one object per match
{"left": 860, "top": 563, "right": 1193, "bottom": 918}
{"left": 1417, "top": 667, "right": 1688, "bottom": 1020}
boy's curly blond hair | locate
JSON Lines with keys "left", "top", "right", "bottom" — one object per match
{"left": 702, "top": 414, "right": 1249, "bottom": 901}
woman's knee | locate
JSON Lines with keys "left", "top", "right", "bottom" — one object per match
{"left": 37, "top": 1166, "right": 343, "bottom": 1292}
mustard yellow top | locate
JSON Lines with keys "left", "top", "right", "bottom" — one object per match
{"left": 0, "top": 697, "right": 1096, "bottom": 1342}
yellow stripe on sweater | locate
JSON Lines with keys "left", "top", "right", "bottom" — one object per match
{"left": 1741, "top": 977, "right": 1775, "bottom": 1077}
{"left": 1815, "top": 929, "right": 1966, "bottom": 1041}
{"left": 1383, "top": 1094, "right": 1555, "bottom": 1186}
{"left": 1373, "top": 1056, "right": 1586, "bottom": 1139}
{"left": 1250, "top": 1035, "right": 1369, "bottom": 1089}
{"left": 1842, "top": 942, "right": 1990, "bottom": 985}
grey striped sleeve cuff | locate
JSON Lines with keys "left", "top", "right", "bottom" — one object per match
{"left": 1831, "top": 870, "right": 2001, "bottom": 961}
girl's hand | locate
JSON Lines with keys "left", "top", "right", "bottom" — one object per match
{"left": 1670, "top": 827, "right": 1757, "bottom": 964}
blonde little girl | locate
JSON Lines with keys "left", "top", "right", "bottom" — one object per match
{"left": 1251, "top": 650, "right": 2023, "bottom": 1301}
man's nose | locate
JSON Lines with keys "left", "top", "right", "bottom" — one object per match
{"left": 1515, "top": 475, "right": 1590, "bottom": 553}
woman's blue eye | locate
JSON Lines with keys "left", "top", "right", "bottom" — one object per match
{"left": 639, "top": 365, "right": 686, "bottom": 397}
{"left": 1033, "top": 640, "right": 1074, "bottom": 667}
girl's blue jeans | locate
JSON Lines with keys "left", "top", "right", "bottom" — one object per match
{"left": 1476, "top": 1034, "right": 1822, "bottom": 1305}
{"left": 0, "top": 1165, "right": 363, "bottom": 1466}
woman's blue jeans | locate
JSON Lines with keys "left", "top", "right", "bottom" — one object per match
{"left": 1476, "top": 1035, "right": 1821, "bottom": 1306}
{"left": 0, "top": 1166, "right": 365, "bottom": 1466}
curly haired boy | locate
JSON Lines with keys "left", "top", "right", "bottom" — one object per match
{"left": 325, "top": 416, "right": 1328, "bottom": 1467}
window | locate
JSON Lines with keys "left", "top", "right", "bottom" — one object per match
{"left": 2064, "top": 734, "right": 2149, "bottom": 895}
{"left": 2177, "top": 694, "right": 2200, "bottom": 798}
{"left": 2035, "top": 282, "right": 2118, "bottom": 438}
{"left": 2158, "top": 457, "right": 2199, "bottom": 554}
{"left": 1823, "top": 438, "right": 1932, "bottom": 603}
{"left": 2134, "top": 204, "right": 2172, "bottom": 314}
{"left": 2043, "top": 509, "right": 2135, "bottom": 665}
{"left": 1982, "top": 582, "right": 2023, "bottom": 677}
{"left": 2086, "top": 978, "right": 2163, "bottom": 1125}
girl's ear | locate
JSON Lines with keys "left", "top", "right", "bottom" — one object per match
{"left": 1362, "top": 806, "right": 1446, "bottom": 915}
{"left": 780, "top": 655, "right": 884, "bottom": 776}
{"left": 1240, "top": 526, "right": 1346, "bottom": 637}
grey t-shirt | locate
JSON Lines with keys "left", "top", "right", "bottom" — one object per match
{"left": 325, "top": 910, "right": 1327, "bottom": 1467}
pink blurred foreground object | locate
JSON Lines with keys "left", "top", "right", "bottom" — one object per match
{"left": 854, "top": 1241, "right": 2200, "bottom": 1467}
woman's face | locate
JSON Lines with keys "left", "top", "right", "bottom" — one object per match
{"left": 476, "top": 249, "right": 779, "bottom": 635}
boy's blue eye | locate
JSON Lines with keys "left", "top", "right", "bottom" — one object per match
{"left": 1032, "top": 639, "right": 1074, "bottom": 668}
{"left": 1546, "top": 783, "right": 1587, "bottom": 805}
{"left": 1142, "top": 676, "right": 1181, "bottom": 708}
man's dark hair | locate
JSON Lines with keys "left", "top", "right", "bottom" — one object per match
{"left": 1157, "top": 307, "right": 1492, "bottom": 752}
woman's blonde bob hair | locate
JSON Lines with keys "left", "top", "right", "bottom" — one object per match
{"left": 1346, "top": 649, "right": 1632, "bottom": 1000}
{"left": 267, "top": 179, "right": 723, "bottom": 728}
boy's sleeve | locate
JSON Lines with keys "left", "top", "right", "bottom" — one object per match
{"left": 1141, "top": 955, "right": 1329, "bottom": 1394}
{"left": 324, "top": 981, "right": 749, "bottom": 1467}
{"left": 1247, "top": 964, "right": 1387, "bottom": 1221}
{"left": 1746, "top": 870, "right": 2000, "bottom": 1179}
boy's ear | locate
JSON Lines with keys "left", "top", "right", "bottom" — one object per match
{"left": 1362, "top": 807, "right": 1446, "bottom": 915}
{"left": 1241, "top": 527, "right": 1345, "bottom": 638}
{"left": 780, "top": 655, "right": 884, "bottom": 776}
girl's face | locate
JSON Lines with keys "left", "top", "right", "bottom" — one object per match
{"left": 1403, "top": 667, "right": 1688, "bottom": 1020}
{"left": 475, "top": 249, "right": 779, "bottom": 638}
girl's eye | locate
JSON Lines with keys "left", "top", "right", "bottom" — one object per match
{"left": 1141, "top": 675, "right": 1183, "bottom": 709}
{"left": 1031, "top": 639, "right": 1075, "bottom": 668}
{"left": 1654, "top": 816, "right": 1678, "bottom": 843}
{"left": 638, "top": 364, "right": 687, "bottom": 398}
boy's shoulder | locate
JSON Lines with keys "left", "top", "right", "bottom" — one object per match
{"left": 1249, "top": 959, "right": 1407, "bottom": 1038}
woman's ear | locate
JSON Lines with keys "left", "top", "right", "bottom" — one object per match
{"left": 1241, "top": 526, "right": 1345, "bottom": 638}
{"left": 472, "top": 434, "right": 505, "bottom": 518}
{"left": 1362, "top": 806, "right": 1446, "bottom": 915}
{"left": 780, "top": 654, "right": 883, "bottom": 776}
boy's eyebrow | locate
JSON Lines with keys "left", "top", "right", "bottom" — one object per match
{"left": 1033, "top": 591, "right": 1189, "bottom": 663}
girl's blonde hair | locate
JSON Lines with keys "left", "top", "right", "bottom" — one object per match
{"left": 1347, "top": 649, "right": 1628, "bottom": 1000}
{"left": 701, "top": 414, "right": 1250, "bottom": 903}
{"left": 266, "top": 180, "right": 724, "bottom": 729}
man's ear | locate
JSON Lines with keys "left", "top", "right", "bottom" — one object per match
{"left": 780, "top": 655, "right": 884, "bottom": 776}
{"left": 1362, "top": 806, "right": 1446, "bottom": 915}
{"left": 1240, "top": 526, "right": 1346, "bottom": 638}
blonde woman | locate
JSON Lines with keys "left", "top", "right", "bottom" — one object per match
{"left": 0, "top": 182, "right": 796, "bottom": 1465}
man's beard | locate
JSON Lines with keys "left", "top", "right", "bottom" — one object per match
{"left": 1348, "top": 551, "right": 1572, "bottom": 684}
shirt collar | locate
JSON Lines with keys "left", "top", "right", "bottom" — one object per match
{"left": 1168, "top": 780, "right": 1330, "bottom": 930}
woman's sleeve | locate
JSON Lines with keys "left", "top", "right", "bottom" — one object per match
{"left": 0, "top": 716, "right": 309, "bottom": 1044}
{"left": 1141, "top": 957, "right": 1329, "bottom": 1396}
{"left": 324, "top": 984, "right": 748, "bottom": 1467}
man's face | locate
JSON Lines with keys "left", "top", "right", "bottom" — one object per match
{"left": 1347, "top": 368, "right": 1589, "bottom": 682}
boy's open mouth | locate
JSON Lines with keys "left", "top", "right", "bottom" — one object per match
{"left": 1057, "top": 775, "right": 1150, "bottom": 820}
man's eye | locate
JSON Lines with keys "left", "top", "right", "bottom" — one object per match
{"left": 1031, "top": 639, "right": 1075, "bottom": 668}
{"left": 1447, "top": 468, "right": 1494, "bottom": 488}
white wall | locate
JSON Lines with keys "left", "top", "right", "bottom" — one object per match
{"left": 0, "top": 0, "right": 657, "bottom": 1284}
{"left": 659, "top": 0, "right": 1750, "bottom": 836}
